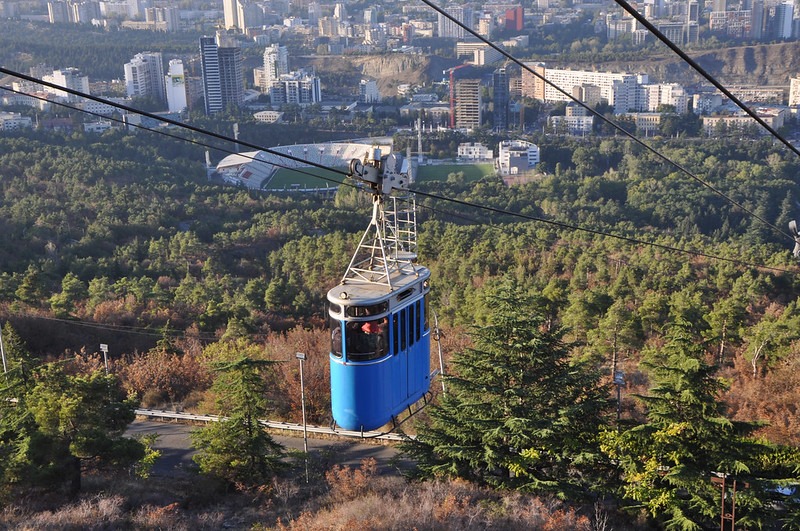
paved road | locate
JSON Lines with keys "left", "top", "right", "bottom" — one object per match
{"left": 127, "top": 420, "right": 404, "bottom": 476}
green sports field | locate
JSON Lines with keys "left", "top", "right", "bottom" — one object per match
{"left": 266, "top": 167, "right": 346, "bottom": 189}
{"left": 414, "top": 163, "right": 495, "bottom": 183}
{"left": 266, "top": 163, "right": 495, "bottom": 189}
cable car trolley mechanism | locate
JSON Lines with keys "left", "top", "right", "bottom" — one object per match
{"left": 327, "top": 148, "right": 433, "bottom": 432}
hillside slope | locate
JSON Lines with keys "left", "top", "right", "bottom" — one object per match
{"left": 300, "top": 54, "right": 460, "bottom": 97}
{"left": 565, "top": 41, "right": 800, "bottom": 86}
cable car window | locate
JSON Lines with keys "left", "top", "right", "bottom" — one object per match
{"left": 329, "top": 303, "right": 341, "bottom": 315}
{"left": 397, "top": 289, "right": 414, "bottom": 302}
{"left": 346, "top": 303, "right": 388, "bottom": 318}
{"left": 424, "top": 294, "right": 430, "bottom": 331}
{"left": 345, "top": 318, "right": 388, "bottom": 361}
{"left": 330, "top": 316, "right": 343, "bottom": 358}
{"left": 415, "top": 300, "right": 422, "bottom": 342}
{"left": 393, "top": 314, "right": 399, "bottom": 355}
{"left": 400, "top": 310, "right": 407, "bottom": 351}
{"left": 409, "top": 304, "right": 416, "bottom": 346}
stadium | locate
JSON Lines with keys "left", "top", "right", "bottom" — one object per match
{"left": 215, "top": 140, "right": 393, "bottom": 190}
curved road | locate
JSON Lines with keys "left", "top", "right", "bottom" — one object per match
{"left": 127, "top": 420, "right": 404, "bottom": 476}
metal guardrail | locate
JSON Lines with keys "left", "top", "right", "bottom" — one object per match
{"left": 134, "top": 408, "right": 409, "bottom": 442}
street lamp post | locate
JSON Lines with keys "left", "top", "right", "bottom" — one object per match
{"left": 296, "top": 352, "right": 309, "bottom": 483}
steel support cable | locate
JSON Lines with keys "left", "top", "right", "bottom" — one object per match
{"left": 611, "top": 0, "right": 800, "bottom": 161}
{"left": 0, "top": 85, "right": 358, "bottom": 189}
{"left": 0, "top": 66, "right": 351, "bottom": 180}
{"left": 0, "top": 71, "right": 793, "bottom": 274}
{"left": 410, "top": 188, "right": 793, "bottom": 274}
{"left": 416, "top": 0, "right": 794, "bottom": 243}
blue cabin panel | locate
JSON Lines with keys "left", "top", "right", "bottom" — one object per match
{"left": 330, "top": 354, "right": 394, "bottom": 431}
{"left": 328, "top": 279, "right": 431, "bottom": 432}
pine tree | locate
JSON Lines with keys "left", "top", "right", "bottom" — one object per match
{"left": 192, "top": 355, "right": 285, "bottom": 489}
{"left": 402, "top": 283, "right": 611, "bottom": 498}
{"left": 0, "top": 324, "right": 144, "bottom": 496}
{"left": 605, "top": 320, "right": 797, "bottom": 529}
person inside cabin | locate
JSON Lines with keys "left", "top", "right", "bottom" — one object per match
{"left": 361, "top": 316, "right": 388, "bottom": 356}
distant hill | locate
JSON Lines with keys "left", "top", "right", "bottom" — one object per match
{"left": 558, "top": 41, "right": 800, "bottom": 86}
{"left": 299, "top": 54, "right": 461, "bottom": 98}
{"left": 303, "top": 42, "right": 800, "bottom": 96}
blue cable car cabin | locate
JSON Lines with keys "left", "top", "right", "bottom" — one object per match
{"left": 328, "top": 269, "right": 431, "bottom": 432}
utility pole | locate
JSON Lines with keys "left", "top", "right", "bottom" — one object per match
{"left": 711, "top": 474, "right": 746, "bottom": 530}
{"left": 0, "top": 324, "right": 7, "bottom": 377}
{"left": 99, "top": 343, "right": 109, "bottom": 374}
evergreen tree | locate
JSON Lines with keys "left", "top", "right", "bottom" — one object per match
{"left": 192, "top": 355, "right": 286, "bottom": 489}
{"left": 402, "top": 283, "right": 611, "bottom": 498}
{"left": 23, "top": 366, "right": 143, "bottom": 495}
{"left": 0, "top": 324, "right": 144, "bottom": 496}
{"left": 604, "top": 320, "right": 797, "bottom": 529}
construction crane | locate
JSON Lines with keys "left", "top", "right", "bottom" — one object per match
{"left": 444, "top": 64, "right": 469, "bottom": 129}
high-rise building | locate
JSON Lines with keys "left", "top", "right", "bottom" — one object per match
{"left": 223, "top": 0, "right": 238, "bottom": 29}
{"left": 270, "top": 70, "right": 322, "bottom": 106}
{"left": 492, "top": 68, "right": 509, "bottom": 131}
{"left": 789, "top": 75, "right": 800, "bottom": 106}
{"left": 522, "top": 64, "right": 642, "bottom": 114}
{"left": 504, "top": 6, "right": 523, "bottom": 31}
{"left": 237, "top": 0, "right": 263, "bottom": 30}
{"left": 773, "top": 0, "right": 794, "bottom": 38}
{"left": 71, "top": 1, "right": 100, "bottom": 23}
{"left": 165, "top": 59, "right": 187, "bottom": 113}
{"left": 333, "top": 2, "right": 347, "bottom": 20}
{"left": 261, "top": 44, "right": 289, "bottom": 92}
{"left": 359, "top": 79, "right": 380, "bottom": 103}
{"left": 48, "top": 1, "right": 69, "bottom": 23}
{"left": 308, "top": 2, "right": 320, "bottom": 25}
{"left": 145, "top": 6, "right": 179, "bottom": 31}
{"left": 200, "top": 33, "right": 244, "bottom": 115}
{"left": 124, "top": 52, "right": 166, "bottom": 105}
{"left": 438, "top": 5, "right": 472, "bottom": 38}
{"left": 43, "top": 68, "right": 90, "bottom": 102}
{"left": 455, "top": 78, "right": 481, "bottom": 129}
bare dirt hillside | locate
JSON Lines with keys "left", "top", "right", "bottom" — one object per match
{"left": 564, "top": 41, "right": 800, "bottom": 86}
{"left": 301, "top": 42, "right": 799, "bottom": 98}
{"left": 300, "top": 54, "right": 460, "bottom": 97}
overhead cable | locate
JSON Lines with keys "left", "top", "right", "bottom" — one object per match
{"left": 416, "top": 0, "right": 793, "bottom": 243}
{"left": 612, "top": 0, "right": 800, "bottom": 161}
{"left": 0, "top": 70, "right": 793, "bottom": 274}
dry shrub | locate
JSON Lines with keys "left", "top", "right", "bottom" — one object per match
{"left": 20, "top": 495, "right": 124, "bottom": 530}
{"left": 267, "top": 327, "right": 332, "bottom": 424}
{"left": 132, "top": 502, "right": 184, "bottom": 529}
{"left": 131, "top": 502, "right": 228, "bottom": 530}
{"left": 119, "top": 347, "right": 210, "bottom": 404}
{"left": 724, "top": 354, "right": 800, "bottom": 445}
{"left": 279, "top": 473, "right": 595, "bottom": 531}
{"left": 324, "top": 457, "right": 377, "bottom": 502}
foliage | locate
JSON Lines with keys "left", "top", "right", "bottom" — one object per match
{"left": 121, "top": 342, "right": 209, "bottom": 405}
{"left": 191, "top": 354, "right": 286, "bottom": 489}
{"left": 0, "top": 20, "right": 203, "bottom": 80}
{"left": 402, "top": 281, "right": 611, "bottom": 499}
{"left": 0, "top": 324, "right": 143, "bottom": 496}
{"left": 604, "top": 320, "right": 797, "bottom": 529}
